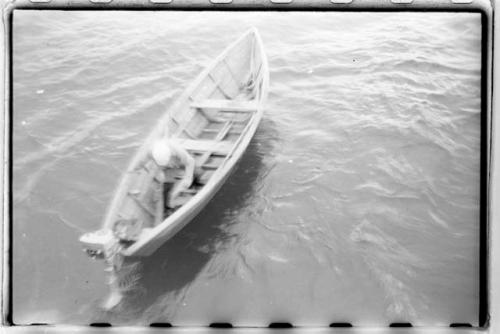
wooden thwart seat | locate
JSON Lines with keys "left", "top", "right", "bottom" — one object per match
{"left": 201, "top": 164, "right": 219, "bottom": 170}
{"left": 176, "top": 138, "right": 233, "bottom": 155}
{"left": 191, "top": 99, "right": 258, "bottom": 113}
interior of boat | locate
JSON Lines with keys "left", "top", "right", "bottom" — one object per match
{"left": 110, "top": 32, "right": 266, "bottom": 241}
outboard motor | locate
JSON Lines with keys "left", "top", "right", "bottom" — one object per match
{"left": 79, "top": 228, "right": 126, "bottom": 310}
{"left": 79, "top": 228, "right": 119, "bottom": 260}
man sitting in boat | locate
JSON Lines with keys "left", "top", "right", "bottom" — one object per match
{"left": 151, "top": 137, "right": 196, "bottom": 208}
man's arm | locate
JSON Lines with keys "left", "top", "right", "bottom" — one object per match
{"left": 171, "top": 142, "right": 195, "bottom": 187}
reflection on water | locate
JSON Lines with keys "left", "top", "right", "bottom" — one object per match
{"left": 97, "top": 122, "right": 277, "bottom": 324}
{"left": 13, "top": 11, "right": 481, "bottom": 326}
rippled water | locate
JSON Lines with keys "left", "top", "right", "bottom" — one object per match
{"left": 12, "top": 11, "right": 481, "bottom": 326}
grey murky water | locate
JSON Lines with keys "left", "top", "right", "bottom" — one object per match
{"left": 12, "top": 11, "right": 481, "bottom": 326}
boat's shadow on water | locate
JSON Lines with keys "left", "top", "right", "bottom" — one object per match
{"left": 105, "top": 119, "right": 278, "bottom": 324}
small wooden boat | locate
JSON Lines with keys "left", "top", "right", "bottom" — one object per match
{"left": 80, "top": 28, "right": 269, "bottom": 259}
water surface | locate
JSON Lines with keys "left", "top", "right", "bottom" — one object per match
{"left": 12, "top": 11, "right": 481, "bottom": 326}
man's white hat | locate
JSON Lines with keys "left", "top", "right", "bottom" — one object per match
{"left": 152, "top": 140, "right": 172, "bottom": 167}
